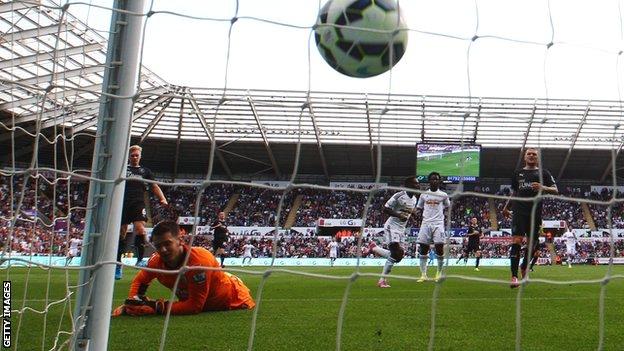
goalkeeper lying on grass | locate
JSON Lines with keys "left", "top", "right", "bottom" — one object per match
{"left": 113, "top": 221, "right": 255, "bottom": 316}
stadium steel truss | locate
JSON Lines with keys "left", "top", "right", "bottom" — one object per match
{"left": 2, "top": 0, "right": 624, "bottom": 181}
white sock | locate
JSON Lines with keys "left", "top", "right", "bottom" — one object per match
{"left": 419, "top": 256, "right": 428, "bottom": 276}
{"left": 437, "top": 256, "right": 444, "bottom": 273}
{"left": 382, "top": 257, "right": 396, "bottom": 276}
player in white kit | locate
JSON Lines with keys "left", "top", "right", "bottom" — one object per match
{"left": 66, "top": 237, "right": 82, "bottom": 265}
{"left": 367, "top": 176, "right": 420, "bottom": 288}
{"left": 328, "top": 238, "right": 339, "bottom": 267}
{"left": 561, "top": 226, "right": 577, "bottom": 268}
{"left": 416, "top": 172, "right": 450, "bottom": 282}
{"left": 241, "top": 241, "right": 256, "bottom": 266}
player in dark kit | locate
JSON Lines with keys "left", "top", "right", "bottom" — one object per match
{"left": 502, "top": 148, "right": 558, "bottom": 288}
{"left": 455, "top": 217, "right": 483, "bottom": 270}
{"left": 116, "top": 145, "right": 168, "bottom": 280}
{"left": 210, "top": 211, "right": 229, "bottom": 268}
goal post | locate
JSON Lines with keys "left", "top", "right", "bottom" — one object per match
{"left": 71, "top": 1, "right": 147, "bottom": 350}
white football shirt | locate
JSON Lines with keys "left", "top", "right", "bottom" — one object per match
{"left": 243, "top": 244, "right": 255, "bottom": 256}
{"left": 384, "top": 191, "right": 417, "bottom": 229}
{"left": 69, "top": 238, "right": 82, "bottom": 250}
{"left": 329, "top": 241, "right": 339, "bottom": 255}
{"left": 562, "top": 231, "right": 577, "bottom": 249}
{"left": 417, "top": 189, "right": 450, "bottom": 224}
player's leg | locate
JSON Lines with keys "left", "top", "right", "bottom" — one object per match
{"left": 417, "top": 224, "right": 433, "bottom": 282}
{"left": 217, "top": 247, "right": 226, "bottom": 267}
{"left": 432, "top": 224, "right": 446, "bottom": 280}
{"left": 369, "top": 226, "right": 392, "bottom": 258}
{"left": 509, "top": 215, "right": 527, "bottom": 288}
{"left": 567, "top": 248, "right": 575, "bottom": 268}
{"left": 475, "top": 249, "right": 481, "bottom": 270}
{"left": 133, "top": 220, "right": 147, "bottom": 266}
{"left": 529, "top": 246, "right": 540, "bottom": 271}
{"left": 455, "top": 248, "right": 466, "bottom": 264}
{"left": 520, "top": 216, "right": 540, "bottom": 277}
{"left": 116, "top": 221, "right": 128, "bottom": 280}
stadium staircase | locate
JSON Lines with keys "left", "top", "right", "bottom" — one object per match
{"left": 488, "top": 198, "right": 499, "bottom": 230}
{"left": 283, "top": 194, "right": 303, "bottom": 228}
{"left": 223, "top": 193, "right": 240, "bottom": 215}
{"left": 581, "top": 203, "right": 597, "bottom": 230}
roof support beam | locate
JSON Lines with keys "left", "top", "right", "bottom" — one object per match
{"left": 69, "top": 92, "right": 171, "bottom": 134}
{"left": 0, "top": 23, "right": 69, "bottom": 42}
{"left": 0, "top": 1, "right": 40, "bottom": 13}
{"left": 173, "top": 95, "right": 185, "bottom": 180}
{"left": 515, "top": 101, "right": 538, "bottom": 170}
{"left": 0, "top": 104, "right": 99, "bottom": 143}
{"left": 187, "top": 92, "right": 233, "bottom": 179}
{"left": 0, "top": 43, "right": 103, "bottom": 70}
{"left": 365, "top": 98, "right": 376, "bottom": 176}
{"left": 471, "top": 100, "right": 482, "bottom": 143}
{"left": 8, "top": 64, "right": 104, "bottom": 86}
{"left": 307, "top": 102, "right": 330, "bottom": 180}
{"left": 558, "top": 101, "right": 591, "bottom": 180}
{"left": 0, "top": 83, "right": 101, "bottom": 110}
{"left": 12, "top": 101, "right": 100, "bottom": 124}
{"left": 247, "top": 95, "right": 281, "bottom": 179}
{"left": 138, "top": 97, "right": 173, "bottom": 143}
{"left": 600, "top": 137, "right": 624, "bottom": 182}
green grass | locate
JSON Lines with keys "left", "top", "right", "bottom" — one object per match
{"left": 4, "top": 265, "right": 624, "bottom": 350}
{"left": 418, "top": 151, "right": 480, "bottom": 178}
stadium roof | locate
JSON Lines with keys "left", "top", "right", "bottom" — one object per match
{"left": 1, "top": 1, "right": 624, "bottom": 181}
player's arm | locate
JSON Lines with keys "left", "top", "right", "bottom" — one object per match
{"left": 383, "top": 195, "right": 409, "bottom": 220}
{"left": 502, "top": 189, "right": 514, "bottom": 219}
{"left": 530, "top": 171, "right": 558, "bottom": 195}
{"left": 145, "top": 169, "right": 167, "bottom": 205}
{"left": 151, "top": 183, "right": 168, "bottom": 205}
{"left": 168, "top": 270, "right": 212, "bottom": 315}
{"left": 128, "top": 268, "right": 157, "bottom": 298}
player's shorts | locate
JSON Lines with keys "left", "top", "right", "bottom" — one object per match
{"left": 68, "top": 249, "right": 79, "bottom": 257}
{"left": 465, "top": 241, "right": 480, "bottom": 253}
{"left": 566, "top": 246, "right": 576, "bottom": 255}
{"left": 212, "top": 239, "right": 227, "bottom": 251}
{"left": 511, "top": 214, "right": 541, "bottom": 240}
{"left": 329, "top": 251, "right": 338, "bottom": 259}
{"left": 417, "top": 222, "right": 446, "bottom": 245}
{"left": 383, "top": 223, "right": 406, "bottom": 244}
{"left": 121, "top": 201, "right": 147, "bottom": 225}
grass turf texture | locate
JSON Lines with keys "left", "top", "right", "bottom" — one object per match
{"left": 417, "top": 151, "right": 480, "bottom": 178}
{"left": 6, "top": 265, "right": 624, "bottom": 350}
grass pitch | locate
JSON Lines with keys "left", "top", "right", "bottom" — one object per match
{"left": 6, "top": 265, "right": 624, "bottom": 350}
{"left": 418, "top": 151, "right": 480, "bottom": 178}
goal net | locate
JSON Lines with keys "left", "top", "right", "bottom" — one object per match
{"left": 0, "top": 0, "right": 623, "bottom": 350}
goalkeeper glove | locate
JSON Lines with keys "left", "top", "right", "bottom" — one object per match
{"left": 111, "top": 297, "right": 168, "bottom": 317}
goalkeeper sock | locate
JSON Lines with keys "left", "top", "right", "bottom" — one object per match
{"left": 382, "top": 257, "right": 396, "bottom": 275}
{"left": 475, "top": 257, "right": 480, "bottom": 268}
{"left": 220, "top": 255, "right": 225, "bottom": 267}
{"left": 510, "top": 243, "right": 521, "bottom": 278}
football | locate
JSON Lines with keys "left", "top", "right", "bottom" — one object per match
{"left": 314, "top": 0, "right": 408, "bottom": 78}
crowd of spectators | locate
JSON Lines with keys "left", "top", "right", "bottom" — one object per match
{"left": 3, "top": 173, "right": 624, "bottom": 261}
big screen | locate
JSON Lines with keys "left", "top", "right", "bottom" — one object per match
{"left": 416, "top": 144, "right": 481, "bottom": 182}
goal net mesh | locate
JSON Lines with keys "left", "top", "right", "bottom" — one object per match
{"left": 0, "top": 0, "right": 623, "bottom": 350}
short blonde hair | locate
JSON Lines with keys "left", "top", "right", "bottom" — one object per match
{"left": 129, "top": 145, "right": 142, "bottom": 153}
